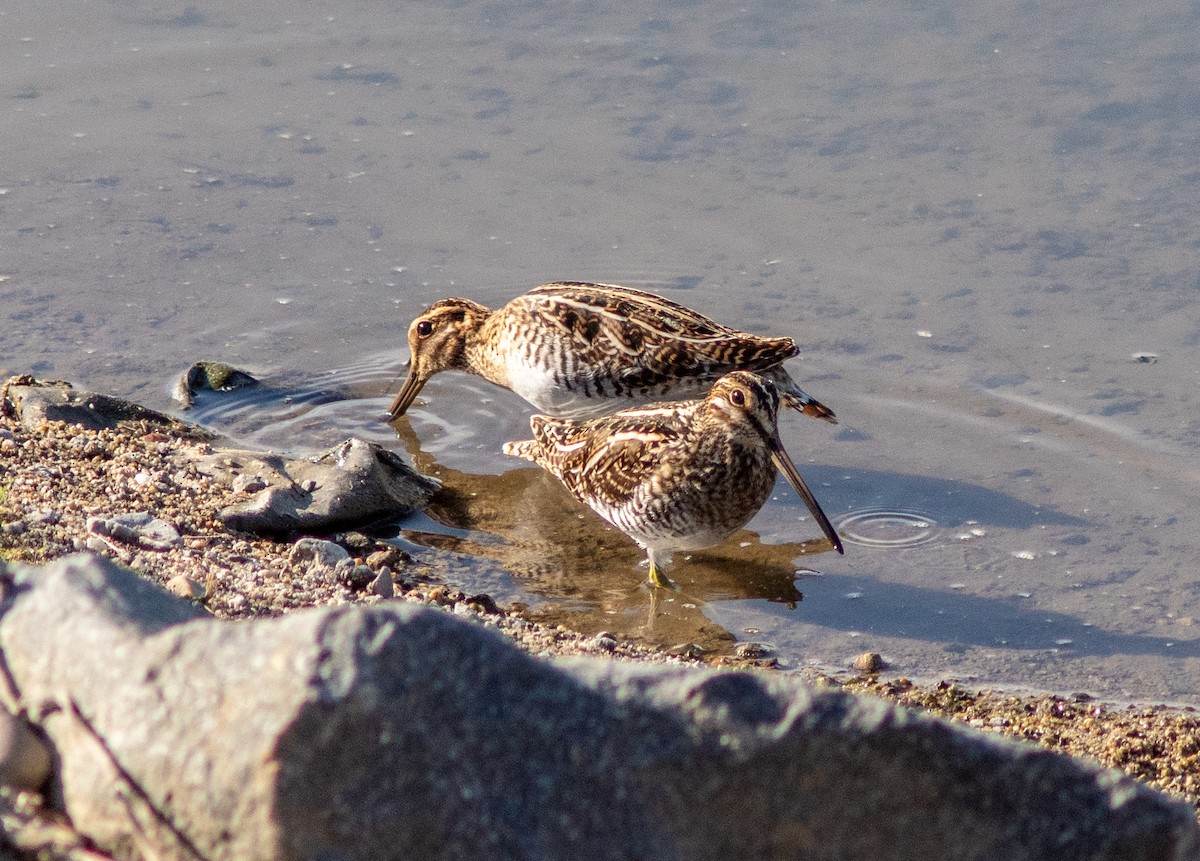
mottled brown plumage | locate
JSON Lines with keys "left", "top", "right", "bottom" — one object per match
{"left": 387, "top": 281, "right": 836, "bottom": 422}
{"left": 503, "top": 371, "right": 843, "bottom": 585}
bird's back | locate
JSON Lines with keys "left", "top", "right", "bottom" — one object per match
{"left": 496, "top": 282, "right": 801, "bottom": 415}
{"left": 501, "top": 395, "right": 775, "bottom": 552}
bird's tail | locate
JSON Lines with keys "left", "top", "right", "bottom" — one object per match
{"left": 758, "top": 367, "right": 838, "bottom": 423}
{"left": 782, "top": 389, "right": 838, "bottom": 423}
{"left": 501, "top": 439, "right": 538, "bottom": 460}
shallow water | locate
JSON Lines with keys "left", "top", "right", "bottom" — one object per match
{"left": 5, "top": 1, "right": 1200, "bottom": 702}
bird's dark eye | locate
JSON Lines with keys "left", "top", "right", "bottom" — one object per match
{"left": 730, "top": 388, "right": 746, "bottom": 406}
{"left": 415, "top": 320, "right": 434, "bottom": 337}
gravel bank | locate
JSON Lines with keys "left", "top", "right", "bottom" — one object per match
{"left": 0, "top": 393, "right": 1196, "bottom": 826}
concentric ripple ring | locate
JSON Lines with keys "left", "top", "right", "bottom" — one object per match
{"left": 836, "top": 508, "right": 940, "bottom": 549}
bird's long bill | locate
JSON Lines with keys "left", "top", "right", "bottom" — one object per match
{"left": 768, "top": 435, "right": 845, "bottom": 555}
{"left": 386, "top": 365, "right": 427, "bottom": 420}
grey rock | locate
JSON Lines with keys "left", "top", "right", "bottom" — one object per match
{"left": 344, "top": 564, "right": 376, "bottom": 589}
{"left": 30, "top": 509, "right": 61, "bottom": 525}
{"left": 589, "top": 631, "right": 618, "bottom": 652}
{"left": 0, "top": 555, "right": 1196, "bottom": 861}
{"left": 194, "top": 437, "right": 440, "bottom": 536}
{"left": 84, "top": 535, "right": 112, "bottom": 555}
{"left": 369, "top": 567, "right": 394, "bottom": 598}
{"left": 87, "top": 512, "right": 182, "bottom": 552}
{"left": 231, "top": 473, "right": 268, "bottom": 494}
{"left": 1, "top": 375, "right": 206, "bottom": 436}
{"left": 287, "top": 537, "right": 351, "bottom": 573}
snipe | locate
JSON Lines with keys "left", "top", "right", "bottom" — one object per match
{"left": 502, "top": 371, "right": 843, "bottom": 586}
{"left": 388, "top": 281, "right": 836, "bottom": 422}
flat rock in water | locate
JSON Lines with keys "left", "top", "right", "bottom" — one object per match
{"left": 0, "top": 554, "right": 1196, "bottom": 861}
{"left": 1, "top": 374, "right": 438, "bottom": 536}
{"left": 0, "top": 375, "right": 204, "bottom": 436}
{"left": 193, "top": 437, "right": 440, "bottom": 536}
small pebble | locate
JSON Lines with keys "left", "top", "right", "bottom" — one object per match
{"left": 288, "top": 537, "right": 351, "bottom": 572}
{"left": 2, "top": 521, "right": 27, "bottom": 536}
{"left": 366, "top": 547, "right": 409, "bottom": 570}
{"left": 734, "top": 642, "right": 771, "bottom": 659}
{"left": 466, "top": 593, "right": 500, "bottom": 615}
{"left": 852, "top": 652, "right": 887, "bottom": 673}
{"left": 232, "top": 474, "right": 268, "bottom": 494}
{"left": 667, "top": 643, "right": 707, "bottom": 659}
{"left": 589, "top": 632, "right": 617, "bottom": 652}
{"left": 369, "top": 568, "right": 394, "bottom": 598}
{"left": 165, "top": 575, "right": 206, "bottom": 601}
{"left": 87, "top": 513, "right": 181, "bottom": 551}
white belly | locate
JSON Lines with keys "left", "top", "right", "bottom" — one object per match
{"left": 505, "top": 361, "right": 601, "bottom": 418}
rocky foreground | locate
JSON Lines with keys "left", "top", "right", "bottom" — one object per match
{"left": 0, "top": 375, "right": 1198, "bottom": 860}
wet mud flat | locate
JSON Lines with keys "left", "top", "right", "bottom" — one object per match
{"left": 0, "top": 379, "right": 1197, "bottom": 833}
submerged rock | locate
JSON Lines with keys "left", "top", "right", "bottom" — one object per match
{"left": 172, "top": 361, "right": 258, "bottom": 409}
{"left": 0, "top": 554, "right": 1195, "bottom": 861}
{"left": 194, "top": 437, "right": 440, "bottom": 536}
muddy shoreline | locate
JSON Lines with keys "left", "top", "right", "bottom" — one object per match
{"left": 0, "top": 377, "right": 1196, "bottom": 820}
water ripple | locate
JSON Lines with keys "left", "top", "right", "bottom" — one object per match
{"left": 836, "top": 508, "right": 940, "bottom": 549}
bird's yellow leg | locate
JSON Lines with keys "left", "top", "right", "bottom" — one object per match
{"left": 648, "top": 557, "right": 676, "bottom": 590}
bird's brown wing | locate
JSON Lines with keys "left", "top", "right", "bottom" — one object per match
{"left": 524, "top": 282, "right": 800, "bottom": 387}
{"left": 525, "top": 401, "right": 696, "bottom": 507}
